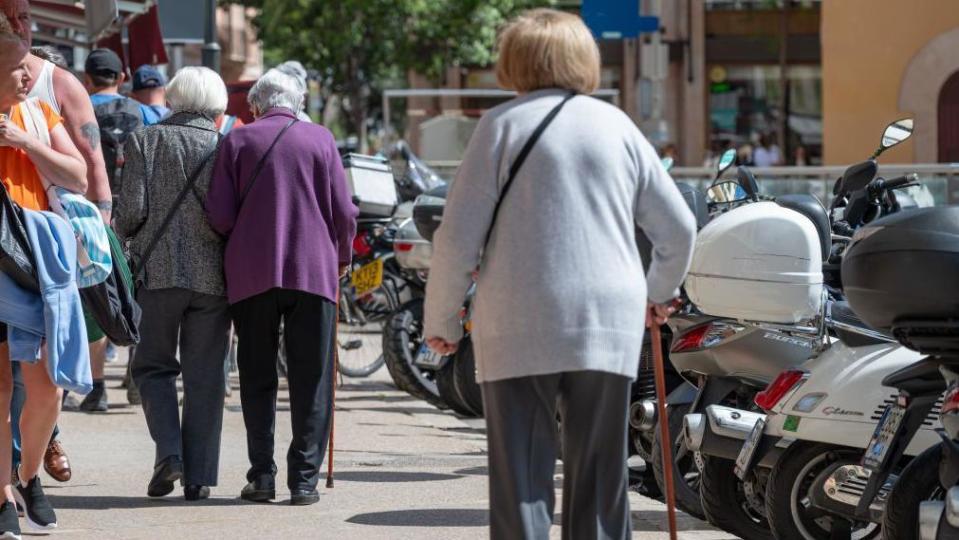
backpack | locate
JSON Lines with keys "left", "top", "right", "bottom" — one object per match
{"left": 93, "top": 97, "right": 143, "bottom": 193}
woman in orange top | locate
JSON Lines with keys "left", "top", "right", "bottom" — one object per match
{"left": 0, "top": 23, "right": 85, "bottom": 537}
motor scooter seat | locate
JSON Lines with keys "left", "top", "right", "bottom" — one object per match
{"left": 777, "top": 194, "right": 830, "bottom": 261}
{"left": 830, "top": 301, "right": 889, "bottom": 347}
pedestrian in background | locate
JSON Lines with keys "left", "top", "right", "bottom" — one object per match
{"left": 115, "top": 67, "right": 230, "bottom": 502}
{"left": 130, "top": 65, "right": 170, "bottom": 124}
{"left": 0, "top": 13, "right": 89, "bottom": 535}
{"left": 423, "top": 9, "right": 696, "bottom": 539}
{"left": 206, "top": 69, "right": 357, "bottom": 506}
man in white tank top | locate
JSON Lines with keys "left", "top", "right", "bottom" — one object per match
{"left": 2, "top": 0, "right": 118, "bottom": 487}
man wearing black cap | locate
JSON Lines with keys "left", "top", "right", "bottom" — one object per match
{"left": 131, "top": 65, "right": 169, "bottom": 124}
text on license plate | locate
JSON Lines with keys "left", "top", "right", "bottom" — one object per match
{"left": 863, "top": 404, "right": 906, "bottom": 471}
{"left": 734, "top": 416, "right": 766, "bottom": 480}
{"left": 414, "top": 344, "right": 445, "bottom": 369}
{"left": 351, "top": 259, "right": 384, "bottom": 296}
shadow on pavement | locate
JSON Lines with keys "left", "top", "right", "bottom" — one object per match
{"left": 452, "top": 466, "right": 487, "bottom": 476}
{"left": 346, "top": 508, "right": 488, "bottom": 527}
{"left": 334, "top": 471, "right": 461, "bottom": 483}
{"left": 339, "top": 406, "right": 447, "bottom": 416}
{"left": 47, "top": 495, "right": 254, "bottom": 510}
{"left": 335, "top": 394, "right": 418, "bottom": 403}
{"left": 629, "top": 509, "right": 720, "bottom": 533}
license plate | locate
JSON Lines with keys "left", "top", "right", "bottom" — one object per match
{"left": 863, "top": 404, "right": 906, "bottom": 471}
{"left": 734, "top": 417, "right": 766, "bottom": 480}
{"left": 414, "top": 344, "right": 446, "bottom": 369}
{"left": 351, "top": 259, "right": 384, "bottom": 297}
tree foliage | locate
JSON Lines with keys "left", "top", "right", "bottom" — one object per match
{"left": 226, "top": 0, "right": 553, "bottom": 141}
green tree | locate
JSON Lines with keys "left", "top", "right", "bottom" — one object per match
{"left": 227, "top": 0, "right": 553, "bottom": 146}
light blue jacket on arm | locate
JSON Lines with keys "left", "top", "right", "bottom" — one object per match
{"left": 0, "top": 209, "right": 91, "bottom": 394}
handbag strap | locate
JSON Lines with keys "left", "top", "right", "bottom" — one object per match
{"left": 237, "top": 118, "right": 298, "bottom": 213}
{"left": 134, "top": 140, "right": 219, "bottom": 279}
{"left": 482, "top": 91, "right": 576, "bottom": 250}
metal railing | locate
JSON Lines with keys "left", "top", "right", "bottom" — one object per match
{"left": 424, "top": 162, "right": 959, "bottom": 206}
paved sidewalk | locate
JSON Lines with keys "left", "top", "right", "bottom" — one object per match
{"left": 46, "top": 350, "right": 734, "bottom": 539}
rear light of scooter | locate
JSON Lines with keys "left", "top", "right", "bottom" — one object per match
{"left": 670, "top": 321, "right": 745, "bottom": 353}
{"left": 755, "top": 369, "right": 806, "bottom": 411}
{"left": 353, "top": 235, "right": 373, "bottom": 258}
{"left": 394, "top": 242, "right": 414, "bottom": 252}
{"left": 943, "top": 384, "right": 959, "bottom": 416}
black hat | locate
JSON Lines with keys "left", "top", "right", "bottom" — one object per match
{"left": 85, "top": 49, "right": 123, "bottom": 77}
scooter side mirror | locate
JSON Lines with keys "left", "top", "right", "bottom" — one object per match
{"left": 873, "top": 118, "right": 914, "bottom": 158}
{"left": 715, "top": 149, "right": 736, "bottom": 180}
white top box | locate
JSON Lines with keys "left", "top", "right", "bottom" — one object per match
{"left": 343, "top": 154, "right": 398, "bottom": 217}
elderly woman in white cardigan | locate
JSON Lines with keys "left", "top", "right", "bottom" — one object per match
{"left": 423, "top": 9, "right": 696, "bottom": 540}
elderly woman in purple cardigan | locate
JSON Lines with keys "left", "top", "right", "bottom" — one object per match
{"left": 206, "top": 69, "right": 358, "bottom": 507}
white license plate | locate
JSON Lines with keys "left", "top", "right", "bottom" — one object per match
{"left": 413, "top": 344, "right": 446, "bottom": 369}
{"left": 734, "top": 417, "right": 766, "bottom": 480}
{"left": 863, "top": 404, "right": 906, "bottom": 471}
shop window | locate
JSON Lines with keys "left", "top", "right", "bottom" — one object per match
{"left": 707, "top": 64, "right": 821, "bottom": 166}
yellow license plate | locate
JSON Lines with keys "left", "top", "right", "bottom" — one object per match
{"left": 351, "top": 259, "right": 384, "bottom": 296}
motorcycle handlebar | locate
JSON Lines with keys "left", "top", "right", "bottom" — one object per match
{"left": 874, "top": 173, "right": 919, "bottom": 193}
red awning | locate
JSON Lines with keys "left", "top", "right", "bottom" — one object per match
{"left": 32, "top": 0, "right": 154, "bottom": 45}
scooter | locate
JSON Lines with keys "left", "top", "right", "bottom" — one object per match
{"left": 668, "top": 120, "right": 919, "bottom": 539}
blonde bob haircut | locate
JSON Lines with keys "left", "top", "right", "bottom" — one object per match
{"left": 496, "top": 9, "right": 601, "bottom": 95}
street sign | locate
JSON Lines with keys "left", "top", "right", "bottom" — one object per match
{"left": 582, "top": 0, "right": 660, "bottom": 40}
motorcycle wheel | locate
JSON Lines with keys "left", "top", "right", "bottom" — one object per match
{"left": 435, "top": 358, "right": 475, "bottom": 416}
{"left": 452, "top": 337, "right": 483, "bottom": 416}
{"left": 651, "top": 404, "right": 705, "bottom": 519}
{"left": 765, "top": 442, "right": 880, "bottom": 540}
{"left": 700, "top": 456, "right": 773, "bottom": 540}
{"left": 382, "top": 299, "right": 447, "bottom": 409}
{"left": 882, "top": 443, "right": 946, "bottom": 540}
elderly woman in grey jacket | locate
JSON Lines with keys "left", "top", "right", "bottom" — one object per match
{"left": 423, "top": 9, "right": 697, "bottom": 540}
{"left": 115, "top": 67, "right": 229, "bottom": 502}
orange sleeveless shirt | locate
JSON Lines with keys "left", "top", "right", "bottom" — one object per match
{"left": 0, "top": 100, "right": 62, "bottom": 211}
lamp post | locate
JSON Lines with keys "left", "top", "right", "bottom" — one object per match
{"left": 201, "top": 0, "right": 221, "bottom": 72}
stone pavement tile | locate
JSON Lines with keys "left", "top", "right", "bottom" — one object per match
{"left": 45, "top": 353, "right": 733, "bottom": 539}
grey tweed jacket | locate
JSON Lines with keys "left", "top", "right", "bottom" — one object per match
{"left": 115, "top": 112, "right": 225, "bottom": 297}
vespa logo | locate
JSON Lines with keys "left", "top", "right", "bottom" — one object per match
{"left": 762, "top": 332, "right": 814, "bottom": 349}
{"left": 821, "top": 407, "right": 865, "bottom": 417}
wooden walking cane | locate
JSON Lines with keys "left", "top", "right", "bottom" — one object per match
{"left": 650, "top": 316, "right": 679, "bottom": 540}
{"left": 326, "top": 287, "right": 340, "bottom": 489}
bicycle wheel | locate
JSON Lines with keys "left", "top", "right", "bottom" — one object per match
{"left": 336, "top": 324, "right": 386, "bottom": 378}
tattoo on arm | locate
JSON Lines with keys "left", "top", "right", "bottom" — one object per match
{"left": 80, "top": 122, "right": 100, "bottom": 151}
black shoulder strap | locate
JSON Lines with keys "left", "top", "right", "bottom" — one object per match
{"left": 134, "top": 139, "right": 220, "bottom": 279}
{"left": 482, "top": 91, "right": 576, "bottom": 250}
{"left": 237, "top": 118, "right": 298, "bottom": 212}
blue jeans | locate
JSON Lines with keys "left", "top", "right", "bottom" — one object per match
{"left": 11, "top": 362, "right": 59, "bottom": 468}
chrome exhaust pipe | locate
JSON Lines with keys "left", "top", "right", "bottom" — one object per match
{"left": 947, "top": 486, "right": 959, "bottom": 529}
{"left": 629, "top": 399, "right": 658, "bottom": 432}
{"left": 920, "top": 501, "right": 945, "bottom": 540}
{"left": 683, "top": 413, "right": 706, "bottom": 452}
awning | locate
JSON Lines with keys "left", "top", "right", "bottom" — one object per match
{"left": 31, "top": 0, "right": 154, "bottom": 46}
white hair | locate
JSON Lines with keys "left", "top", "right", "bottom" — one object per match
{"left": 248, "top": 69, "right": 305, "bottom": 114}
{"left": 166, "top": 66, "right": 228, "bottom": 117}
{"left": 275, "top": 60, "right": 308, "bottom": 90}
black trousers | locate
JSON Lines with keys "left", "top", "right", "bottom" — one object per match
{"left": 131, "top": 287, "right": 231, "bottom": 486}
{"left": 231, "top": 288, "right": 336, "bottom": 491}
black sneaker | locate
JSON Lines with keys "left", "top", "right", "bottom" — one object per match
{"left": 13, "top": 475, "right": 56, "bottom": 530}
{"left": 79, "top": 384, "right": 108, "bottom": 413}
{"left": 0, "top": 501, "right": 20, "bottom": 539}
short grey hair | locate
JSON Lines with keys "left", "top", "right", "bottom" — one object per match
{"left": 248, "top": 69, "right": 304, "bottom": 114}
{"left": 30, "top": 46, "right": 68, "bottom": 69}
{"left": 166, "top": 66, "right": 228, "bottom": 117}
{"left": 275, "top": 60, "right": 308, "bottom": 93}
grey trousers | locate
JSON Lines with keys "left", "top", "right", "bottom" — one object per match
{"left": 131, "top": 287, "right": 231, "bottom": 486}
{"left": 481, "top": 371, "right": 632, "bottom": 540}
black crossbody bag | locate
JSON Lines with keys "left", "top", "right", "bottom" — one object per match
{"left": 481, "top": 91, "right": 576, "bottom": 251}
{"left": 133, "top": 140, "right": 220, "bottom": 280}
